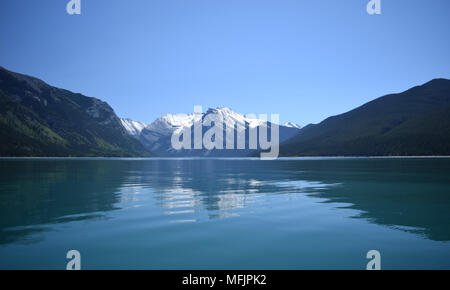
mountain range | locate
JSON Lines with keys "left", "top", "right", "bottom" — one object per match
{"left": 1, "top": 66, "right": 449, "bottom": 157}
{"left": 120, "top": 107, "right": 301, "bottom": 157}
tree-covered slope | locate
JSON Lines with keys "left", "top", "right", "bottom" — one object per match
{"left": 0, "top": 66, "right": 151, "bottom": 157}
{"left": 280, "top": 79, "right": 450, "bottom": 156}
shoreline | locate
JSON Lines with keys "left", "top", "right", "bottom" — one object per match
{"left": 1, "top": 156, "right": 450, "bottom": 160}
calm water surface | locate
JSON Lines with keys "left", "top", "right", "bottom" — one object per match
{"left": 0, "top": 158, "right": 449, "bottom": 269}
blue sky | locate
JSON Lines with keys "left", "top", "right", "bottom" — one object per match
{"left": 1, "top": 0, "right": 449, "bottom": 125}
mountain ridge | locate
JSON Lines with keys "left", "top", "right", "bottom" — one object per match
{"left": 0, "top": 66, "right": 152, "bottom": 157}
{"left": 279, "top": 78, "right": 450, "bottom": 156}
{"left": 122, "top": 107, "right": 301, "bottom": 157}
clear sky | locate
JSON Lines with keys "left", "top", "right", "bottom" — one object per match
{"left": 1, "top": 0, "right": 449, "bottom": 126}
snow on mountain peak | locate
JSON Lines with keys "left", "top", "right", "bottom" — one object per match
{"left": 146, "top": 113, "right": 197, "bottom": 135}
{"left": 283, "top": 122, "right": 302, "bottom": 129}
{"left": 122, "top": 108, "right": 301, "bottom": 138}
{"left": 120, "top": 118, "right": 146, "bottom": 135}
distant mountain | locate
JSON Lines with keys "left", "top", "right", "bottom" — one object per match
{"left": 120, "top": 118, "right": 146, "bottom": 136}
{"left": 283, "top": 122, "right": 302, "bottom": 129}
{"left": 280, "top": 78, "right": 450, "bottom": 156}
{"left": 123, "top": 107, "right": 301, "bottom": 157}
{"left": 0, "top": 66, "right": 151, "bottom": 157}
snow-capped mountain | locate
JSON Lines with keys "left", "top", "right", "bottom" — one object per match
{"left": 283, "top": 122, "right": 302, "bottom": 129}
{"left": 137, "top": 113, "right": 199, "bottom": 154}
{"left": 145, "top": 113, "right": 198, "bottom": 135}
{"left": 142, "top": 107, "right": 267, "bottom": 135}
{"left": 121, "top": 107, "right": 302, "bottom": 157}
{"left": 120, "top": 118, "right": 146, "bottom": 136}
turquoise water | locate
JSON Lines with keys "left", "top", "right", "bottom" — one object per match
{"left": 0, "top": 158, "right": 450, "bottom": 269}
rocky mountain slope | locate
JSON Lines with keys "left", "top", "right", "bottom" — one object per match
{"left": 0, "top": 66, "right": 151, "bottom": 157}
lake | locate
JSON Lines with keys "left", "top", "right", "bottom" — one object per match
{"left": 0, "top": 157, "right": 449, "bottom": 269}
